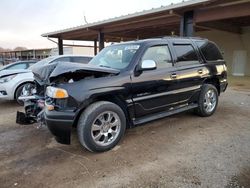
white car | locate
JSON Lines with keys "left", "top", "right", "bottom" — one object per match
{"left": 0, "top": 55, "right": 92, "bottom": 105}
{"left": 0, "top": 61, "right": 37, "bottom": 104}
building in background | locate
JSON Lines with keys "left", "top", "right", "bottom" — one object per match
{"left": 0, "top": 48, "right": 51, "bottom": 63}
{"left": 50, "top": 45, "right": 96, "bottom": 56}
{"left": 42, "top": 0, "right": 250, "bottom": 77}
{"left": 0, "top": 45, "right": 95, "bottom": 65}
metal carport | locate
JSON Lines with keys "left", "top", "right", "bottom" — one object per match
{"left": 42, "top": 0, "right": 250, "bottom": 76}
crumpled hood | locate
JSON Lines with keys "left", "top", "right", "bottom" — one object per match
{"left": 31, "top": 61, "right": 119, "bottom": 84}
{"left": 31, "top": 62, "right": 57, "bottom": 83}
{"left": 50, "top": 62, "right": 119, "bottom": 79}
{"left": 0, "top": 69, "right": 31, "bottom": 78}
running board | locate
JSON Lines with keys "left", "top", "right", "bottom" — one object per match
{"left": 133, "top": 104, "right": 198, "bottom": 125}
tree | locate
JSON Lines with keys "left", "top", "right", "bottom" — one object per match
{"left": 13, "top": 47, "right": 28, "bottom": 51}
{"left": 0, "top": 47, "right": 11, "bottom": 52}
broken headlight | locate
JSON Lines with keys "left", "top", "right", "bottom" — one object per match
{"left": 46, "top": 86, "right": 68, "bottom": 99}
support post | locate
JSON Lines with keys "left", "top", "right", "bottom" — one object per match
{"left": 98, "top": 32, "right": 104, "bottom": 52}
{"left": 180, "top": 11, "right": 194, "bottom": 37}
{"left": 33, "top": 50, "right": 36, "bottom": 59}
{"left": 94, "top": 40, "right": 98, "bottom": 55}
{"left": 58, "top": 38, "right": 63, "bottom": 55}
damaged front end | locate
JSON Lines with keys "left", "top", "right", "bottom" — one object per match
{"left": 16, "top": 82, "right": 46, "bottom": 126}
{"left": 16, "top": 61, "right": 119, "bottom": 127}
{"left": 16, "top": 95, "right": 45, "bottom": 125}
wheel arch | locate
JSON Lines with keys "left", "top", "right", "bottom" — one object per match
{"left": 72, "top": 94, "right": 132, "bottom": 129}
{"left": 203, "top": 77, "right": 220, "bottom": 95}
{"left": 14, "top": 81, "right": 35, "bottom": 99}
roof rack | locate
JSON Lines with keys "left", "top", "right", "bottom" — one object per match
{"left": 139, "top": 36, "right": 205, "bottom": 40}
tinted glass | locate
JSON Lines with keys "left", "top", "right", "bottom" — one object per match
{"left": 142, "top": 45, "right": 172, "bottom": 69}
{"left": 53, "top": 57, "right": 71, "bottom": 62}
{"left": 196, "top": 41, "right": 223, "bottom": 61}
{"left": 174, "top": 44, "right": 198, "bottom": 61}
{"left": 173, "top": 44, "right": 199, "bottom": 66}
{"left": 71, "top": 57, "right": 92, "bottom": 64}
{"left": 6, "top": 63, "right": 27, "bottom": 70}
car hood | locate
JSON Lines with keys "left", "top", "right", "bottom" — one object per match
{"left": 0, "top": 69, "right": 31, "bottom": 78}
{"left": 31, "top": 61, "right": 120, "bottom": 84}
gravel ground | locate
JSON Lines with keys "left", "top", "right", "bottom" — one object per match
{"left": 0, "top": 85, "right": 250, "bottom": 188}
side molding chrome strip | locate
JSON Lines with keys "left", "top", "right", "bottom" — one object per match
{"left": 132, "top": 85, "right": 201, "bottom": 102}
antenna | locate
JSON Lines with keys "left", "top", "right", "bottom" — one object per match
{"left": 83, "top": 11, "right": 88, "bottom": 24}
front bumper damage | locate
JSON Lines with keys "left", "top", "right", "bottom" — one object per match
{"left": 16, "top": 111, "right": 36, "bottom": 125}
{"left": 16, "top": 95, "right": 45, "bottom": 125}
{"left": 44, "top": 108, "right": 75, "bottom": 145}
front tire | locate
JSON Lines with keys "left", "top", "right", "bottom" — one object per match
{"left": 15, "top": 83, "right": 35, "bottom": 106}
{"left": 77, "top": 101, "right": 126, "bottom": 152}
{"left": 195, "top": 84, "right": 218, "bottom": 117}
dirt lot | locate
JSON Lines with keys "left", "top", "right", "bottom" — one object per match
{"left": 0, "top": 78, "right": 250, "bottom": 188}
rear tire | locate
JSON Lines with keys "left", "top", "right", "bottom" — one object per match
{"left": 77, "top": 101, "right": 126, "bottom": 152}
{"left": 195, "top": 84, "right": 218, "bottom": 117}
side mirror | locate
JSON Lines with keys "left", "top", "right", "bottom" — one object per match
{"left": 140, "top": 60, "right": 157, "bottom": 71}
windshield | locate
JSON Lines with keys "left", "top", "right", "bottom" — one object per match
{"left": 28, "top": 56, "right": 56, "bottom": 70}
{"left": 89, "top": 44, "right": 140, "bottom": 70}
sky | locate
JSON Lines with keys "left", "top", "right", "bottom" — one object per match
{"left": 0, "top": 0, "right": 183, "bottom": 49}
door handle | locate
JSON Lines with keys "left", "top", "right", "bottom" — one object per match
{"left": 198, "top": 69, "right": 203, "bottom": 74}
{"left": 170, "top": 73, "right": 177, "bottom": 79}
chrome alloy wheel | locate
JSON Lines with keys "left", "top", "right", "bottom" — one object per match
{"left": 91, "top": 111, "right": 121, "bottom": 146}
{"left": 203, "top": 89, "right": 217, "bottom": 113}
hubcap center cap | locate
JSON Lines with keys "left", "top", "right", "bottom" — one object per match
{"left": 102, "top": 123, "right": 110, "bottom": 132}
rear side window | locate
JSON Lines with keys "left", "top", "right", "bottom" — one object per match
{"left": 196, "top": 41, "right": 223, "bottom": 61}
{"left": 53, "top": 57, "right": 71, "bottom": 63}
{"left": 71, "top": 57, "right": 92, "bottom": 64}
{"left": 173, "top": 44, "right": 199, "bottom": 66}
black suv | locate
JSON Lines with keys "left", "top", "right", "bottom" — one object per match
{"left": 44, "top": 37, "right": 227, "bottom": 152}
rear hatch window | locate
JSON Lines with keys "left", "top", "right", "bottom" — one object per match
{"left": 196, "top": 41, "right": 223, "bottom": 61}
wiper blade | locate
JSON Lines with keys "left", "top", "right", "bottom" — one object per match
{"left": 99, "top": 65, "right": 111, "bottom": 68}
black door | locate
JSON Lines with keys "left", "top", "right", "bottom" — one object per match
{"left": 131, "top": 44, "right": 180, "bottom": 118}
{"left": 170, "top": 42, "right": 207, "bottom": 105}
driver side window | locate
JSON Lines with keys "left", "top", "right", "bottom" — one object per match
{"left": 142, "top": 45, "right": 172, "bottom": 69}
